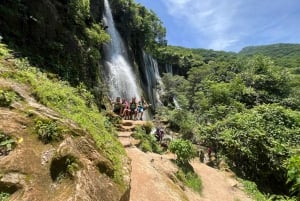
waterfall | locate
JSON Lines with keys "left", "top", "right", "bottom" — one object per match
{"left": 102, "top": 0, "right": 140, "bottom": 100}
{"left": 165, "top": 63, "right": 173, "bottom": 74}
{"left": 164, "top": 63, "right": 181, "bottom": 109}
{"left": 142, "top": 51, "right": 164, "bottom": 109}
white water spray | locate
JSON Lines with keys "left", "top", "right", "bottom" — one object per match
{"left": 102, "top": 0, "right": 140, "bottom": 100}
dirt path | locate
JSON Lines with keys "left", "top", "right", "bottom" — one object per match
{"left": 118, "top": 120, "right": 252, "bottom": 201}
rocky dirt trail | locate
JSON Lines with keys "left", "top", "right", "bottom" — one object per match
{"left": 0, "top": 78, "right": 131, "bottom": 201}
{"left": 118, "top": 120, "right": 252, "bottom": 201}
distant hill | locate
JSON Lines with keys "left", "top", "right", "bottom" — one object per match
{"left": 239, "top": 43, "right": 300, "bottom": 68}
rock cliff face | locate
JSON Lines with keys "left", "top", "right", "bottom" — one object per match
{"left": 0, "top": 0, "right": 106, "bottom": 88}
{"left": 0, "top": 58, "right": 131, "bottom": 200}
{"left": 0, "top": 0, "right": 156, "bottom": 108}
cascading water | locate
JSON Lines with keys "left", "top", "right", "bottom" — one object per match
{"left": 142, "top": 51, "right": 164, "bottom": 109}
{"left": 165, "top": 63, "right": 173, "bottom": 74}
{"left": 164, "top": 63, "right": 181, "bottom": 109}
{"left": 102, "top": 0, "right": 140, "bottom": 100}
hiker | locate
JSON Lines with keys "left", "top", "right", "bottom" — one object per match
{"left": 199, "top": 150, "right": 205, "bottom": 163}
{"left": 137, "top": 96, "right": 149, "bottom": 120}
{"left": 112, "top": 97, "right": 122, "bottom": 116}
{"left": 155, "top": 127, "right": 164, "bottom": 143}
{"left": 121, "top": 98, "right": 130, "bottom": 119}
{"left": 207, "top": 147, "right": 212, "bottom": 160}
{"left": 129, "top": 97, "right": 138, "bottom": 120}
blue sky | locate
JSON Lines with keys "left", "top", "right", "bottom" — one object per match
{"left": 134, "top": 0, "right": 300, "bottom": 52}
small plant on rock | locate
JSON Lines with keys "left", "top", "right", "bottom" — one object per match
{"left": 0, "top": 192, "right": 10, "bottom": 201}
{"left": 0, "top": 131, "right": 16, "bottom": 156}
{"left": 0, "top": 88, "right": 18, "bottom": 107}
{"left": 35, "top": 118, "right": 62, "bottom": 144}
{"left": 50, "top": 155, "right": 81, "bottom": 182}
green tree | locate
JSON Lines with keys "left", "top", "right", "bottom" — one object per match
{"left": 169, "top": 139, "right": 196, "bottom": 165}
{"left": 199, "top": 104, "right": 300, "bottom": 193}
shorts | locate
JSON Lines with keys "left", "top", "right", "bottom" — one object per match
{"left": 138, "top": 107, "right": 144, "bottom": 113}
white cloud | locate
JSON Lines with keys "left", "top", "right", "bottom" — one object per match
{"left": 157, "top": 0, "right": 300, "bottom": 51}
{"left": 162, "top": 0, "right": 242, "bottom": 50}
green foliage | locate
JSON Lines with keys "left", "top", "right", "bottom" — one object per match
{"left": 161, "top": 73, "right": 189, "bottom": 108}
{"left": 242, "top": 179, "right": 270, "bottom": 201}
{"left": 132, "top": 126, "right": 162, "bottom": 153}
{"left": 0, "top": 43, "right": 10, "bottom": 59}
{"left": 158, "top": 51, "right": 299, "bottom": 197}
{"left": 84, "top": 23, "right": 110, "bottom": 46}
{"left": 0, "top": 192, "right": 10, "bottom": 201}
{"left": 239, "top": 43, "right": 300, "bottom": 68}
{"left": 130, "top": 4, "right": 166, "bottom": 51}
{"left": 169, "top": 109, "right": 198, "bottom": 139}
{"left": 0, "top": 0, "right": 108, "bottom": 93}
{"left": 176, "top": 169, "right": 202, "bottom": 193}
{"left": 287, "top": 155, "right": 300, "bottom": 198}
{"left": 240, "top": 56, "right": 292, "bottom": 104}
{"left": 51, "top": 155, "right": 81, "bottom": 182}
{"left": 65, "top": 156, "right": 81, "bottom": 177}
{"left": 155, "top": 45, "right": 237, "bottom": 75}
{"left": 142, "top": 121, "right": 154, "bottom": 134}
{"left": 241, "top": 179, "right": 297, "bottom": 201}
{"left": 69, "top": 0, "right": 90, "bottom": 26}
{"left": 169, "top": 139, "right": 196, "bottom": 165}
{"left": 201, "top": 104, "right": 300, "bottom": 192}
{"left": 0, "top": 131, "right": 16, "bottom": 156}
{"left": 35, "top": 119, "right": 62, "bottom": 144}
{"left": 0, "top": 88, "right": 18, "bottom": 107}
{"left": 76, "top": 82, "right": 96, "bottom": 108}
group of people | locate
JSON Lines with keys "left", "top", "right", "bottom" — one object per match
{"left": 111, "top": 96, "right": 149, "bottom": 120}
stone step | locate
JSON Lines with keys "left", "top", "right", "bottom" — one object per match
{"left": 118, "top": 137, "right": 140, "bottom": 148}
{"left": 118, "top": 127, "right": 134, "bottom": 132}
{"left": 118, "top": 131, "right": 132, "bottom": 137}
{"left": 119, "top": 138, "right": 132, "bottom": 147}
{"left": 117, "top": 120, "right": 146, "bottom": 148}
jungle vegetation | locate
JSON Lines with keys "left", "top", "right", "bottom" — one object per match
{"left": 0, "top": 0, "right": 300, "bottom": 200}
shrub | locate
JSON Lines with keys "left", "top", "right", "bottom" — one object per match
{"left": 34, "top": 119, "right": 62, "bottom": 144}
{"left": 0, "top": 131, "right": 16, "bottom": 156}
{"left": 132, "top": 126, "right": 162, "bottom": 153}
{"left": 0, "top": 88, "right": 18, "bottom": 107}
{"left": 201, "top": 104, "right": 300, "bottom": 193}
{"left": 169, "top": 139, "right": 196, "bottom": 165}
{"left": 0, "top": 192, "right": 10, "bottom": 201}
{"left": 50, "top": 155, "right": 81, "bottom": 182}
{"left": 142, "top": 121, "right": 154, "bottom": 134}
{"left": 287, "top": 155, "right": 300, "bottom": 198}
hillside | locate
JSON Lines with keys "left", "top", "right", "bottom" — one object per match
{"left": 0, "top": 0, "right": 300, "bottom": 200}
{"left": 239, "top": 43, "right": 300, "bottom": 68}
{"left": 0, "top": 43, "right": 130, "bottom": 201}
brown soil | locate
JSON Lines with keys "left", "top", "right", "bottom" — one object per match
{"left": 0, "top": 77, "right": 130, "bottom": 201}
{"left": 119, "top": 120, "right": 252, "bottom": 201}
